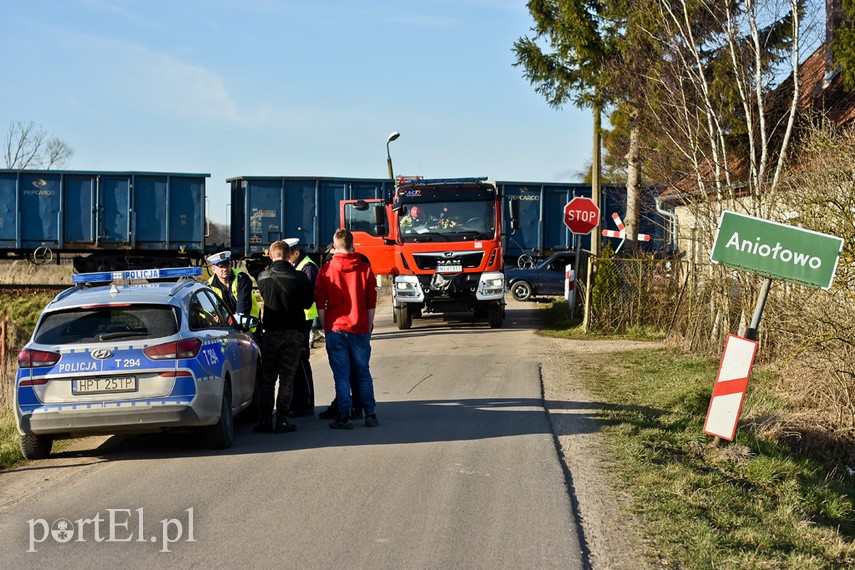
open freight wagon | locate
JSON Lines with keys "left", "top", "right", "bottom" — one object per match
{"left": 228, "top": 175, "right": 396, "bottom": 276}
{"left": 0, "top": 169, "right": 209, "bottom": 272}
{"left": 228, "top": 175, "right": 669, "bottom": 274}
{"left": 498, "top": 181, "right": 669, "bottom": 263}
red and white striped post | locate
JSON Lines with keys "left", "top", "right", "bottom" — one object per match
{"left": 564, "top": 265, "right": 576, "bottom": 314}
{"left": 703, "top": 334, "right": 758, "bottom": 441}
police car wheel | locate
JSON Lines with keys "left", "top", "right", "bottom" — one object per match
{"left": 20, "top": 433, "right": 53, "bottom": 460}
{"left": 205, "top": 382, "right": 234, "bottom": 449}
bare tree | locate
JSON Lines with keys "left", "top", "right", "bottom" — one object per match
{"left": 648, "top": 0, "right": 804, "bottom": 213}
{"left": 43, "top": 137, "right": 74, "bottom": 169}
{"left": 636, "top": 0, "right": 812, "bottom": 289}
{"left": 4, "top": 120, "right": 74, "bottom": 169}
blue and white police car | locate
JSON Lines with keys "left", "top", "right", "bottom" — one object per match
{"left": 15, "top": 267, "right": 260, "bottom": 459}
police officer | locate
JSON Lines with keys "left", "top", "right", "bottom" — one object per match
{"left": 255, "top": 240, "right": 313, "bottom": 433}
{"left": 285, "top": 238, "right": 318, "bottom": 417}
{"left": 206, "top": 251, "right": 260, "bottom": 328}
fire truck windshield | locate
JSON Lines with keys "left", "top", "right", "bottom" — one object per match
{"left": 399, "top": 200, "right": 495, "bottom": 242}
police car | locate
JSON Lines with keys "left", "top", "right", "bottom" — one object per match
{"left": 15, "top": 267, "right": 260, "bottom": 459}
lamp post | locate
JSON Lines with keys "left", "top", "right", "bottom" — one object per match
{"left": 386, "top": 131, "right": 400, "bottom": 180}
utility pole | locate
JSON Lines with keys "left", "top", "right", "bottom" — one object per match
{"left": 583, "top": 98, "right": 602, "bottom": 331}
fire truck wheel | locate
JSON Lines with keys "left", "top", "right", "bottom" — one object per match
{"left": 487, "top": 303, "right": 503, "bottom": 328}
{"left": 395, "top": 306, "right": 412, "bottom": 330}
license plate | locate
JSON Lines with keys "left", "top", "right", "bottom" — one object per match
{"left": 72, "top": 377, "right": 137, "bottom": 395}
{"left": 437, "top": 262, "right": 462, "bottom": 273}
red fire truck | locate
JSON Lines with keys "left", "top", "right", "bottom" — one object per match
{"left": 340, "top": 177, "right": 518, "bottom": 330}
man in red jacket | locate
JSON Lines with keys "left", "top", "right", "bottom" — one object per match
{"left": 314, "top": 228, "right": 379, "bottom": 429}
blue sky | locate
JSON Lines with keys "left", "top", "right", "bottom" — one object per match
{"left": 1, "top": 0, "right": 592, "bottom": 223}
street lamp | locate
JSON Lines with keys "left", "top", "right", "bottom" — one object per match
{"left": 386, "top": 131, "right": 400, "bottom": 180}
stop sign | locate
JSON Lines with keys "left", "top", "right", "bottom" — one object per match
{"left": 564, "top": 197, "right": 600, "bottom": 235}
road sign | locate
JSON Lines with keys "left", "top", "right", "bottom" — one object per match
{"left": 704, "top": 334, "right": 758, "bottom": 441}
{"left": 563, "top": 197, "right": 600, "bottom": 235}
{"left": 710, "top": 211, "right": 844, "bottom": 290}
{"left": 601, "top": 212, "right": 650, "bottom": 241}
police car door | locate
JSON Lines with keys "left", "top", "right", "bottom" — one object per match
{"left": 205, "top": 290, "right": 256, "bottom": 406}
{"left": 190, "top": 291, "right": 248, "bottom": 408}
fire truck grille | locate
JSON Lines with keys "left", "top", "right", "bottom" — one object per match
{"left": 412, "top": 251, "right": 485, "bottom": 271}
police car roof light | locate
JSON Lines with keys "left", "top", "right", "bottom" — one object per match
{"left": 72, "top": 267, "right": 203, "bottom": 284}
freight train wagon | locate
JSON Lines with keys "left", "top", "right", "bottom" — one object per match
{"left": 227, "top": 175, "right": 668, "bottom": 273}
{"left": 227, "top": 175, "right": 396, "bottom": 276}
{"left": 497, "top": 181, "right": 668, "bottom": 264}
{"left": 0, "top": 169, "right": 209, "bottom": 272}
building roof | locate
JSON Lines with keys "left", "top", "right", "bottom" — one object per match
{"left": 660, "top": 45, "right": 855, "bottom": 202}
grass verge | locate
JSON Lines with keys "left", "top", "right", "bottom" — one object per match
{"left": 1, "top": 290, "right": 59, "bottom": 470}
{"left": 541, "top": 298, "right": 666, "bottom": 341}
{"left": 0, "top": 407, "right": 24, "bottom": 469}
{"left": 574, "top": 347, "right": 855, "bottom": 569}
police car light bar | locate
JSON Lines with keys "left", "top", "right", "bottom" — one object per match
{"left": 72, "top": 267, "right": 203, "bottom": 284}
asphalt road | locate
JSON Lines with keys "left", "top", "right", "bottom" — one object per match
{"left": 0, "top": 302, "right": 585, "bottom": 569}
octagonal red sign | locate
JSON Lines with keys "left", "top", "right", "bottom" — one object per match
{"left": 564, "top": 197, "right": 600, "bottom": 235}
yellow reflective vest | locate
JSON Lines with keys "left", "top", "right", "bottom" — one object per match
{"left": 207, "top": 269, "right": 260, "bottom": 328}
{"left": 296, "top": 255, "right": 319, "bottom": 320}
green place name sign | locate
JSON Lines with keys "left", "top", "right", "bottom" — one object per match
{"left": 710, "top": 211, "right": 844, "bottom": 290}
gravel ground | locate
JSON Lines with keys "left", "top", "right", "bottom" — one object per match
{"left": 535, "top": 330, "right": 660, "bottom": 570}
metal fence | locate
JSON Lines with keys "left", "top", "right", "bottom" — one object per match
{"left": 588, "top": 257, "right": 690, "bottom": 334}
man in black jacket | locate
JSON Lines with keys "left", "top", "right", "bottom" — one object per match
{"left": 284, "top": 238, "right": 319, "bottom": 418}
{"left": 255, "top": 240, "right": 314, "bottom": 434}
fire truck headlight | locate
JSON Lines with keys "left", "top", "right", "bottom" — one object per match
{"left": 477, "top": 272, "right": 505, "bottom": 300}
{"left": 394, "top": 275, "right": 424, "bottom": 302}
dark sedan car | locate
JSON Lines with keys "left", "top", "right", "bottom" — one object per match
{"left": 506, "top": 252, "right": 577, "bottom": 301}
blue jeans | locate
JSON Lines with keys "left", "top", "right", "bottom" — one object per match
{"left": 325, "top": 331, "right": 376, "bottom": 418}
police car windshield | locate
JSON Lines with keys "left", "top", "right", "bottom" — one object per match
{"left": 34, "top": 306, "right": 179, "bottom": 345}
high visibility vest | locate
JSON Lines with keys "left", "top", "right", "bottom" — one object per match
{"left": 208, "top": 269, "right": 260, "bottom": 329}
{"left": 296, "top": 255, "right": 319, "bottom": 320}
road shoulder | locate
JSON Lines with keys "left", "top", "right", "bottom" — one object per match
{"left": 537, "top": 335, "right": 656, "bottom": 570}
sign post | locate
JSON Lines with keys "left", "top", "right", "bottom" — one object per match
{"left": 564, "top": 197, "right": 600, "bottom": 321}
{"left": 706, "top": 211, "right": 844, "bottom": 443}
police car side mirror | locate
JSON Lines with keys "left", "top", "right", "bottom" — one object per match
{"left": 238, "top": 314, "right": 260, "bottom": 331}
